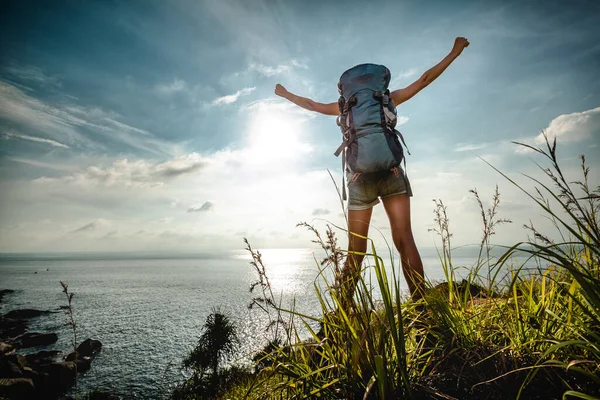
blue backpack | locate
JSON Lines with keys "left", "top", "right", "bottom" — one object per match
{"left": 334, "top": 64, "right": 409, "bottom": 199}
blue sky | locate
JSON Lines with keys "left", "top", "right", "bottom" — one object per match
{"left": 0, "top": 0, "right": 599, "bottom": 254}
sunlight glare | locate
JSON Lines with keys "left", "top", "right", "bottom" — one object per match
{"left": 247, "top": 111, "right": 312, "bottom": 162}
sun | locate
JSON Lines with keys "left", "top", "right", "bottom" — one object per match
{"left": 246, "top": 110, "right": 311, "bottom": 162}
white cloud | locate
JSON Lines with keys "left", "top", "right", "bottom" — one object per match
{"left": 223, "top": 59, "right": 309, "bottom": 87}
{"left": 3, "top": 64, "right": 61, "bottom": 88}
{"left": 248, "top": 63, "right": 291, "bottom": 77}
{"left": 33, "top": 153, "right": 207, "bottom": 189}
{"left": 514, "top": 140, "right": 536, "bottom": 154}
{"left": 290, "top": 59, "right": 309, "bottom": 70}
{"left": 187, "top": 201, "right": 214, "bottom": 213}
{"left": 514, "top": 107, "right": 600, "bottom": 155}
{"left": 69, "top": 219, "right": 109, "bottom": 234}
{"left": 397, "top": 116, "right": 409, "bottom": 126}
{"left": 535, "top": 106, "right": 600, "bottom": 143}
{"left": 103, "top": 118, "right": 150, "bottom": 136}
{"left": 0, "top": 81, "right": 176, "bottom": 156}
{"left": 455, "top": 143, "right": 489, "bottom": 152}
{"left": 0, "top": 81, "right": 91, "bottom": 146}
{"left": 155, "top": 78, "right": 187, "bottom": 95}
{"left": 154, "top": 153, "right": 207, "bottom": 177}
{"left": 389, "top": 68, "right": 418, "bottom": 88}
{"left": 2, "top": 131, "right": 69, "bottom": 148}
{"left": 312, "top": 208, "right": 330, "bottom": 216}
{"left": 151, "top": 217, "right": 172, "bottom": 224}
{"left": 211, "top": 87, "right": 256, "bottom": 106}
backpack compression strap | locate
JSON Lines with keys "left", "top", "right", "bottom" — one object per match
{"left": 377, "top": 90, "right": 412, "bottom": 158}
{"left": 334, "top": 95, "right": 357, "bottom": 201}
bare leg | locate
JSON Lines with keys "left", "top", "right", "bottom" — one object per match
{"left": 338, "top": 208, "right": 373, "bottom": 309}
{"left": 382, "top": 194, "right": 425, "bottom": 300}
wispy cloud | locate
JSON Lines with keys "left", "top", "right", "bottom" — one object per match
{"left": 154, "top": 153, "right": 207, "bottom": 177}
{"left": 2, "top": 131, "right": 69, "bottom": 148}
{"left": 397, "top": 116, "right": 409, "bottom": 126}
{"left": 211, "top": 87, "right": 255, "bottom": 106}
{"left": 389, "top": 68, "right": 418, "bottom": 88}
{"left": 249, "top": 63, "right": 291, "bottom": 76}
{"left": 312, "top": 208, "right": 330, "bottom": 216}
{"left": 70, "top": 220, "right": 104, "bottom": 234}
{"left": 455, "top": 143, "right": 489, "bottom": 152}
{"left": 6, "top": 157, "right": 75, "bottom": 171}
{"left": 187, "top": 201, "right": 214, "bottom": 213}
{"left": 3, "top": 63, "right": 61, "bottom": 88}
{"left": 33, "top": 153, "right": 207, "bottom": 189}
{"left": 155, "top": 78, "right": 187, "bottom": 95}
{"left": 0, "top": 81, "right": 176, "bottom": 156}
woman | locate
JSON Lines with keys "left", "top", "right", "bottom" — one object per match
{"left": 275, "top": 37, "right": 470, "bottom": 304}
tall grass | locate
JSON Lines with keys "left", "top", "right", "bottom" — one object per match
{"left": 215, "top": 133, "right": 599, "bottom": 400}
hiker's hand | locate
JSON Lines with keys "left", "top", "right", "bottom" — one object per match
{"left": 275, "top": 83, "right": 289, "bottom": 98}
{"left": 451, "top": 37, "right": 469, "bottom": 56}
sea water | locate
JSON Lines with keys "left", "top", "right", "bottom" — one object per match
{"left": 0, "top": 247, "right": 529, "bottom": 399}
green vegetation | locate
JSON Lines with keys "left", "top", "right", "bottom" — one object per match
{"left": 173, "top": 133, "right": 599, "bottom": 399}
{"left": 171, "top": 309, "right": 251, "bottom": 400}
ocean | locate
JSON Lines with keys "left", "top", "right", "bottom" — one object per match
{"left": 0, "top": 247, "right": 523, "bottom": 399}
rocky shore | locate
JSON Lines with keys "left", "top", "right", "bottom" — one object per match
{"left": 0, "top": 289, "right": 103, "bottom": 399}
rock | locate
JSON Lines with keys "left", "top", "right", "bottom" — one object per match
{"left": 13, "top": 332, "right": 58, "bottom": 348}
{"left": 66, "top": 338, "right": 102, "bottom": 361}
{"left": 431, "top": 279, "right": 488, "bottom": 299}
{"left": 21, "top": 367, "right": 42, "bottom": 388}
{"left": 0, "top": 358, "right": 23, "bottom": 378}
{"left": 0, "top": 378, "right": 35, "bottom": 399}
{"left": 0, "top": 316, "right": 28, "bottom": 340}
{"left": 0, "top": 341, "right": 14, "bottom": 356}
{"left": 4, "top": 309, "right": 51, "bottom": 319}
{"left": 5, "top": 354, "right": 28, "bottom": 370}
{"left": 42, "top": 361, "right": 76, "bottom": 392}
{"left": 75, "top": 357, "right": 92, "bottom": 374}
{"left": 25, "top": 350, "right": 61, "bottom": 367}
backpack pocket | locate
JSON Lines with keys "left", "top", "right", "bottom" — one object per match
{"left": 350, "top": 131, "right": 402, "bottom": 173}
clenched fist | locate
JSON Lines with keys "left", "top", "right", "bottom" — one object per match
{"left": 451, "top": 37, "right": 470, "bottom": 56}
{"left": 274, "top": 83, "right": 289, "bottom": 98}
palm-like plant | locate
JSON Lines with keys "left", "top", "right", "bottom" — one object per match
{"left": 184, "top": 309, "right": 239, "bottom": 386}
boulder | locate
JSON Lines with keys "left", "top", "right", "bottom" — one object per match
{"left": 0, "top": 377, "right": 35, "bottom": 399}
{"left": 21, "top": 367, "right": 43, "bottom": 389}
{"left": 66, "top": 338, "right": 102, "bottom": 361}
{"left": 0, "top": 317, "right": 28, "bottom": 339}
{"left": 25, "top": 350, "right": 61, "bottom": 368}
{"left": 4, "top": 309, "right": 51, "bottom": 320}
{"left": 5, "top": 354, "right": 28, "bottom": 370}
{"left": 431, "top": 279, "right": 488, "bottom": 299}
{"left": 0, "top": 358, "right": 23, "bottom": 378}
{"left": 0, "top": 341, "right": 14, "bottom": 356}
{"left": 75, "top": 357, "right": 92, "bottom": 374}
{"left": 14, "top": 332, "right": 58, "bottom": 348}
{"left": 42, "top": 361, "right": 76, "bottom": 392}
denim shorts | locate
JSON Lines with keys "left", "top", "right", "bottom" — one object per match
{"left": 346, "top": 167, "right": 412, "bottom": 211}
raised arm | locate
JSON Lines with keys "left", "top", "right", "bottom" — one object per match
{"left": 274, "top": 84, "right": 339, "bottom": 116}
{"left": 391, "top": 37, "right": 470, "bottom": 106}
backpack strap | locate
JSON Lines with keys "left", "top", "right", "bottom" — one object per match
{"left": 334, "top": 95, "right": 357, "bottom": 201}
{"left": 394, "top": 129, "right": 411, "bottom": 156}
{"left": 379, "top": 91, "right": 411, "bottom": 156}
